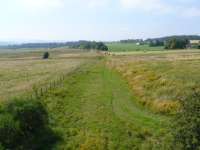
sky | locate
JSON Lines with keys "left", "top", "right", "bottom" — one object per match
{"left": 0, "top": 0, "right": 200, "bottom": 41}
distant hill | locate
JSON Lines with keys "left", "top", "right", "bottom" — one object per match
{"left": 0, "top": 41, "right": 19, "bottom": 46}
{"left": 0, "top": 42, "right": 73, "bottom": 49}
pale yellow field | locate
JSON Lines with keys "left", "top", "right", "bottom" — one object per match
{"left": 0, "top": 50, "right": 98, "bottom": 101}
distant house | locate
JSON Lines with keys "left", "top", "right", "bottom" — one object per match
{"left": 190, "top": 40, "right": 200, "bottom": 45}
{"left": 188, "top": 40, "right": 200, "bottom": 48}
{"left": 136, "top": 42, "right": 141, "bottom": 46}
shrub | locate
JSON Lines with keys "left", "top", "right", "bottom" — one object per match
{"left": 0, "top": 113, "right": 21, "bottom": 149}
{"left": 43, "top": 52, "right": 49, "bottom": 59}
{"left": 198, "top": 45, "right": 200, "bottom": 49}
{"left": 5, "top": 99, "right": 48, "bottom": 136}
{"left": 173, "top": 92, "right": 200, "bottom": 150}
{"left": 0, "top": 98, "right": 49, "bottom": 149}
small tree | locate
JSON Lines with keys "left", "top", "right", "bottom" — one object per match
{"left": 43, "top": 52, "right": 49, "bottom": 59}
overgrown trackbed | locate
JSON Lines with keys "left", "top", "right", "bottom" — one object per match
{"left": 43, "top": 61, "right": 169, "bottom": 149}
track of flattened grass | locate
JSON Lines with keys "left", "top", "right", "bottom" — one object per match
{"left": 42, "top": 61, "right": 169, "bottom": 149}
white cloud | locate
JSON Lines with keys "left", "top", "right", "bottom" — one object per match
{"left": 87, "top": 0, "right": 106, "bottom": 8}
{"left": 19, "top": 0, "right": 63, "bottom": 11}
{"left": 120, "top": 0, "right": 200, "bottom": 17}
{"left": 120, "top": 0, "right": 171, "bottom": 13}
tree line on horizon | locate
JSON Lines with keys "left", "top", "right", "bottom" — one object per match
{"left": 69, "top": 41, "right": 108, "bottom": 51}
{"left": 0, "top": 41, "right": 108, "bottom": 51}
{"left": 120, "top": 35, "right": 200, "bottom": 49}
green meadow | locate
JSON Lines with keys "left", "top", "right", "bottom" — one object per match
{"left": 0, "top": 48, "right": 200, "bottom": 149}
{"left": 107, "top": 43, "right": 164, "bottom": 52}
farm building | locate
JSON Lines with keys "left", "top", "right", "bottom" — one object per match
{"left": 190, "top": 40, "right": 200, "bottom": 45}
{"left": 136, "top": 42, "right": 141, "bottom": 45}
{"left": 188, "top": 40, "right": 200, "bottom": 48}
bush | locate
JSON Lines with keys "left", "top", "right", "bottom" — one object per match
{"left": 0, "top": 98, "right": 49, "bottom": 149}
{"left": 165, "top": 38, "right": 189, "bottom": 49}
{"left": 5, "top": 99, "right": 48, "bottom": 136}
{"left": 173, "top": 92, "right": 200, "bottom": 150}
{"left": 43, "top": 52, "right": 49, "bottom": 59}
{"left": 198, "top": 45, "right": 200, "bottom": 49}
{"left": 0, "top": 113, "right": 21, "bottom": 149}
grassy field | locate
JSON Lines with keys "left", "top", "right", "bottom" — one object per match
{"left": 107, "top": 43, "right": 164, "bottom": 52}
{"left": 42, "top": 61, "right": 170, "bottom": 149}
{"left": 1, "top": 48, "right": 200, "bottom": 149}
{"left": 107, "top": 50, "right": 200, "bottom": 114}
{"left": 0, "top": 49, "right": 97, "bottom": 101}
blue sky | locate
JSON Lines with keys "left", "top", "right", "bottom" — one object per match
{"left": 0, "top": 0, "right": 200, "bottom": 41}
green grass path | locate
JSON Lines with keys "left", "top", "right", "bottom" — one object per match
{"left": 43, "top": 61, "right": 169, "bottom": 149}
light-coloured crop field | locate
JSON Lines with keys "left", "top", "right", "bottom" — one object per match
{"left": 0, "top": 49, "right": 98, "bottom": 101}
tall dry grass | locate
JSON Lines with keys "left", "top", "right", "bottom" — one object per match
{"left": 107, "top": 51, "right": 200, "bottom": 114}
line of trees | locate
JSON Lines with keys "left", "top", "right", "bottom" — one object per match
{"left": 69, "top": 41, "right": 108, "bottom": 51}
{"left": 0, "top": 41, "right": 108, "bottom": 51}
{"left": 149, "top": 40, "right": 164, "bottom": 47}
{"left": 146, "top": 35, "right": 200, "bottom": 43}
{"left": 120, "top": 39, "right": 143, "bottom": 43}
{"left": 119, "top": 35, "right": 200, "bottom": 49}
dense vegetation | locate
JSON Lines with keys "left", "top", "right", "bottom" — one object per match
{"left": 0, "top": 98, "right": 59, "bottom": 149}
{"left": 119, "top": 35, "right": 200, "bottom": 44}
{"left": 149, "top": 40, "right": 164, "bottom": 47}
{"left": 164, "top": 38, "right": 189, "bottom": 49}
{"left": 146, "top": 35, "right": 200, "bottom": 43}
{"left": 120, "top": 39, "right": 143, "bottom": 43}
{"left": 173, "top": 92, "right": 200, "bottom": 149}
{"left": 69, "top": 41, "right": 108, "bottom": 51}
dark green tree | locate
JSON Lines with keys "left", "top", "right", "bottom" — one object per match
{"left": 165, "top": 38, "right": 189, "bottom": 49}
{"left": 43, "top": 52, "right": 49, "bottom": 59}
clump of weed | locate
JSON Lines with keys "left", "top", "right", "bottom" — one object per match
{"left": 173, "top": 91, "right": 200, "bottom": 150}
